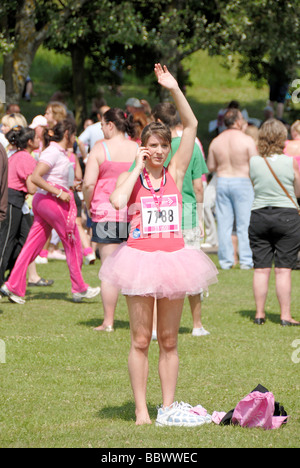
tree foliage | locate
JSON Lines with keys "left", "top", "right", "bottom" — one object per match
{"left": 214, "top": 0, "right": 300, "bottom": 84}
{"left": 1, "top": 0, "right": 299, "bottom": 108}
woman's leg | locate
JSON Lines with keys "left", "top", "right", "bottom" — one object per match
{"left": 275, "top": 268, "right": 299, "bottom": 323}
{"left": 94, "top": 243, "right": 121, "bottom": 330}
{"left": 126, "top": 295, "right": 154, "bottom": 425}
{"left": 253, "top": 268, "right": 272, "bottom": 319}
{"left": 156, "top": 297, "right": 184, "bottom": 408}
{"left": 5, "top": 216, "right": 52, "bottom": 296}
{"left": 36, "top": 196, "right": 88, "bottom": 293}
{"left": 0, "top": 205, "right": 23, "bottom": 285}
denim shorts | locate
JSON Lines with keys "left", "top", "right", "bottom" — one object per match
{"left": 248, "top": 207, "right": 300, "bottom": 268}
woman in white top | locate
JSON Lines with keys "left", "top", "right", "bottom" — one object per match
{"left": 2, "top": 120, "right": 100, "bottom": 304}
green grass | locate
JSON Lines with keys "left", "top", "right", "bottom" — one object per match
{"left": 0, "top": 257, "right": 299, "bottom": 448}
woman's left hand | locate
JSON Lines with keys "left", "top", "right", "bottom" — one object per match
{"left": 154, "top": 63, "right": 179, "bottom": 91}
{"left": 59, "top": 191, "right": 71, "bottom": 203}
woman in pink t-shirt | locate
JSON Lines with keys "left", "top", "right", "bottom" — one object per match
{"left": 2, "top": 120, "right": 100, "bottom": 304}
{"left": 0, "top": 127, "right": 39, "bottom": 288}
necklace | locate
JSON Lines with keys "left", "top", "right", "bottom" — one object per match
{"left": 143, "top": 167, "right": 165, "bottom": 215}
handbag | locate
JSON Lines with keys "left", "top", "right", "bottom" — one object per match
{"left": 214, "top": 384, "right": 288, "bottom": 430}
{"left": 264, "top": 156, "right": 300, "bottom": 215}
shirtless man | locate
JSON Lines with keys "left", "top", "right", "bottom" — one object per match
{"left": 207, "top": 108, "right": 257, "bottom": 269}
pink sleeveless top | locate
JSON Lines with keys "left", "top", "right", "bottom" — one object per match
{"left": 90, "top": 141, "right": 132, "bottom": 222}
{"left": 283, "top": 140, "right": 300, "bottom": 170}
{"left": 127, "top": 170, "right": 185, "bottom": 252}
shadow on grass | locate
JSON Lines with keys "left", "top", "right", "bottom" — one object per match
{"left": 28, "top": 291, "right": 72, "bottom": 302}
{"left": 238, "top": 309, "right": 281, "bottom": 324}
{"left": 97, "top": 400, "right": 158, "bottom": 422}
{"left": 78, "top": 319, "right": 190, "bottom": 333}
{"left": 78, "top": 318, "right": 130, "bottom": 330}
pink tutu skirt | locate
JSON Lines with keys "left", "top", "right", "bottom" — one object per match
{"left": 99, "top": 243, "right": 218, "bottom": 300}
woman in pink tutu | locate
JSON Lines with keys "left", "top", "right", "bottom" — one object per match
{"left": 100, "top": 64, "right": 218, "bottom": 426}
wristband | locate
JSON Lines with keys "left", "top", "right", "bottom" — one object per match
{"left": 56, "top": 189, "right": 63, "bottom": 199}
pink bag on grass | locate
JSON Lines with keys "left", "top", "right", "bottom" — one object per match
{"left": 231, "top": 391, "right": 288, "bottom": 430}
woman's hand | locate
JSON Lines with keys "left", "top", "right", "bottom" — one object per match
{"left": 59, "top": 191, "right": 71, "bottom": 203}
{"left": 154, "top": 63, "right": 179, "bottom": 91}
{"left": 135, "top": 146, "right": 150, "bottom": 173}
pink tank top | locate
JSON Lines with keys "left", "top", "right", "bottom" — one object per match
{"left": 283, "top": 140, "right": 300, "bottom": 170}
{"left": 90, "top": 141, "right": 132, "bottom": 222}
{"left": 127, "top": 169, "right": 185, "bottom": 252}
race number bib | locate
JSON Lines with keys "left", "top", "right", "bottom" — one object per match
{"left": 141, "top": 195, "right": 180, "bottom": 234}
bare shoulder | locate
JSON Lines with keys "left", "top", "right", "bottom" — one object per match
{"left": 89, "top": 139, "right": 105, "bottom": 162}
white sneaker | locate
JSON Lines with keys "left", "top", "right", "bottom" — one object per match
{"left": 72, "top": 286, "right": 101, "bottom": 303}
{"left": 0, "top": 284, "right": 26, "bottom": 305}
{"left": 84, "top": 252, "right": 96, "bottom": 265}
{"left": 35, "top": 255, "right": 48, "bottom": 264}
{"left": 192, "top": 327, "right": 210, "bottom": 337}
{"left": 155, "top": 401, "right": 208, "bottom": 427}
{"left": 48, "top": 250, "right": 66, "bottom": 261}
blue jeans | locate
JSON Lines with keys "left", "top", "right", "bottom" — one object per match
{"left": 216, "top": 177, "right": 254, "bottom": 269}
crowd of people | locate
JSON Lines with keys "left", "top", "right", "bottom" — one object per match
{"left": 0, "top": 63, "right": 300, "bottom": 427}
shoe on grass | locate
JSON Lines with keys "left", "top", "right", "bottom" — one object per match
{"left": 192, "top": 327, "right": 210, "bottom": 337}
{"left": 0, "top": 284, "right": 26, "bottom": 305}
{"left": 72, "top": 286, "right": 101, "bottom": 303}
{"left": 155, "top": 401, "right": 208, "bottom": 427}
{"left": 84, "top": 252, "right": 96, "bottom": 265}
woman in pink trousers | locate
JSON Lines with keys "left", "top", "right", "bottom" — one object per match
{"left": 1, "top": 119, "right": 100, "bottom": 304}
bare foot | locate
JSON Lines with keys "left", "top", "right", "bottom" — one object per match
{"left": 135, "top": 410, "right": 152, "bottom": 426}
{"left": 93, "top": 324, "right": 114, "bottom": 332}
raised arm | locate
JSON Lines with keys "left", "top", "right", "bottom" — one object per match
{"left": 154, "top": 64, "right": 198, "bottom": 189}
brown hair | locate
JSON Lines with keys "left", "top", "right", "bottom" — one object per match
{"left": 46, "top": 101, "right": 67, "bottom": 126}
{"left": 291, "top": 120, "right": 300, "bottom": 137}
{"left": 132, "top": 111, "right": 149, "bottom": 140}
{"left": 223, "top": 108, "right": 242, "bottom": 128}
{"left": 44, "top": 118, "right": 76, "bottom": 148}
{"left": 141, "top": 121, "right": 172, "bottom": 147}
{"left": 151, "top": 102, "right": 180, "bottom": 128}
{"left": 103, "top": 107, "right": 135, "bottom": 138}
{"left": 258, "top": 119, "right": 288, "bottom": 157}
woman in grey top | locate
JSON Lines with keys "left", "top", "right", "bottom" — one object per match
{"left": 249, "top": 119, "right": 300, "bottom": 326}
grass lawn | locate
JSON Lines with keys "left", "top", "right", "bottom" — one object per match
{"left": 0, "top": 257, "right": 299, "bottom": 448}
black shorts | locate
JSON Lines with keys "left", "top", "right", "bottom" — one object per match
{"left": 74, "top": 191, "right": 82, "bottom": 218}
{"left": 91, "top": 221, "right": 129, "bottom": 244}
{"left": 248, "top": 207, "right": 300, "bottom": 269}
{"left": 269, "top": 81, "right": 289, "bottom": 104}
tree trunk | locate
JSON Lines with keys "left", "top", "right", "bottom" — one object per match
{"left": 3, "top": 0, "right": 48, "bottom": 105}
{"left": 157, "top": 0, "right": 185, "bottom": 101}
{"left": 71, "top": 46, "right": 87, "bottom": 132}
